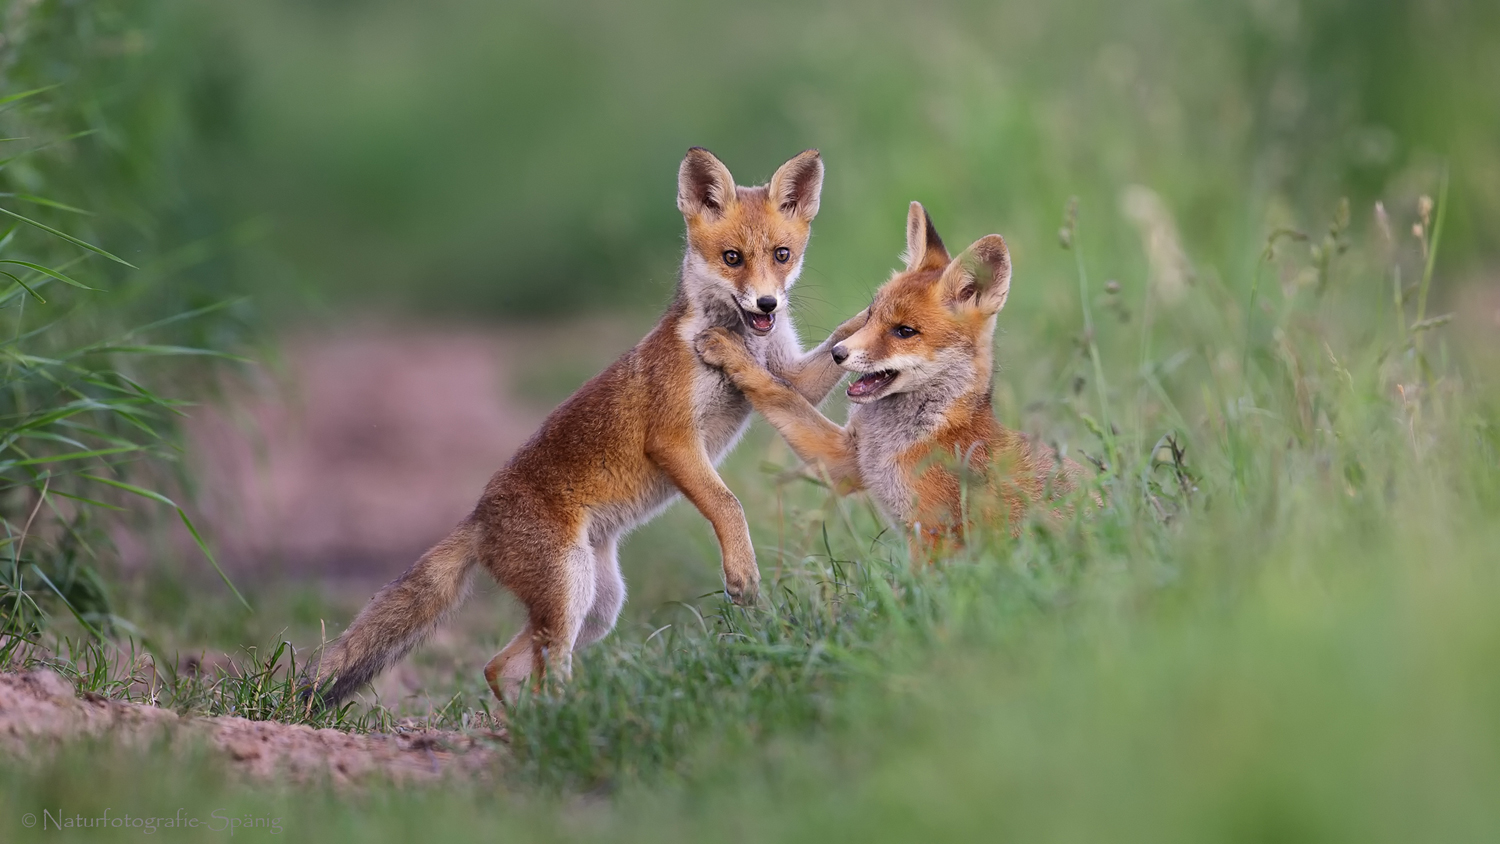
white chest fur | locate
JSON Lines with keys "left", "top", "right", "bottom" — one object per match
{"left": 850, "top": 405, "right": 920, "bottom": 527}
{"left": 676, "top": 306, "right": 788, "bottom": 464}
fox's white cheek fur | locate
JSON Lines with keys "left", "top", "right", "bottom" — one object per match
{"left": 783, "top": 256, "right": 804, "bottom": 291}
{"left": 679, "top": 250, "right": 709, "bottom": 296}
{"left": 903, "top": 353, "right": 954, "bottom": 385}
{"left": 877, "top": 352, "right": 929, "bottom": 373}
{"left": 919, "top": 348, "right": 978, "bottom": 402}
{"left": 844, "top": 351, "right": 925, "bottom": 378}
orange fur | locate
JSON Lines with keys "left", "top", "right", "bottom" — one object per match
{"left": 697, "top": 202, "right": 1087, "bottom": 564}
{"left": 304, "top": 149, "right": 864, "bottom": 705}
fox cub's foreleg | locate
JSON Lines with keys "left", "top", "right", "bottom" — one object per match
{"left": 696, "top": 327, "right": 862, "bottom": 494}
{"left": 646, "top": 432, "right": 760, "bottom": 604}
{"left": 770, "top": 311, "right": 868, "bottom": 404}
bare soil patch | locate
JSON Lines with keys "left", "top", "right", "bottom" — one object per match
{"left": 0, "top": 670, "right": 505, "bottom": 785}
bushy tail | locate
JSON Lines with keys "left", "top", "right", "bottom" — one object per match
{"left": 303, "top": 523, "right": 478, "bottom": 707}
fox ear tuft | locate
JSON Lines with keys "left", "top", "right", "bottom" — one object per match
{"left": 902, "top": 202, "right": 951, "bottom": 272}
{"left": 939, "top": 234, "right": 1011, "bottom": 314}
{"left": 769, "top": 150, "right": 823, "bottom": 221}
{"left": 678, "top": 148, "right": 737, "bottom": 221}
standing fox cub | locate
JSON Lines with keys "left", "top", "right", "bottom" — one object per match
{"left": 696, "top": 202, "right": 1087, "bottom": 561}
{"left": 306, "top": 148, "right": 864, "bottom": 705}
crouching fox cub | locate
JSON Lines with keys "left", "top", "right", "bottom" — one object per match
{"left": 696, "top": 202, "right": 1088, "bottom": 561}
{"left": 305, "top": 148, "right": 864, "bottom": 705}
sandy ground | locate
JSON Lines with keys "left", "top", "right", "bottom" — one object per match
{"left": 0, "top": 669, "right": 505, "bottom": 785}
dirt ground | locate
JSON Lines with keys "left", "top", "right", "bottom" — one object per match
{"left": 0, "top": 669, "right": 505, "bottom": 785}
{"left": 6, "top": 318, "right": 646, "bottom": 783}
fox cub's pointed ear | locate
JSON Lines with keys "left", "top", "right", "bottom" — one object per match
{"left": 939, "top": 234, "right": 1011, "bottom": 314}
{"left": 678, "top": 147, "right": 737, "bottom": 221}
{"left": 902, "top": 201, "right": 951, "bottom": 272}
{"left": 768, "top": 150, "right": 823, "bottom": 221}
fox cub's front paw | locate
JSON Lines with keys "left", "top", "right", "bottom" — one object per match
{"left": 723, "top": 563, "right": 761, "bottom": 606}
{"left": 829, "top": 307, "right": 871, "bottom": 345}
{"left": 694, "top": 327, "right": 748, "bottom": 370}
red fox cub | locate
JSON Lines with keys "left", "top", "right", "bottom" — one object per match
{"left": 306, "top": 148, "right": 865, "bottom": 705}
{"left": 696, "top": 202, "right": 1086, "bottom": 561}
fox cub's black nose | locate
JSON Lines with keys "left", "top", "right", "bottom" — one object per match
{"left": 831, "top": 344, "right": 849, "bottom": 364}
{"left": 756, "top": 296, "right": 778, "bottom": 313}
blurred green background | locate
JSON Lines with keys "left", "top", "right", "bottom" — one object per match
{"left": 13, "top": 0, "right": 1500, "bottom": 322}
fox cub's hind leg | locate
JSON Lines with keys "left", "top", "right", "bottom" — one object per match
{"left": 484, "top": 532, "right": 597, "bottom": 703}
{"left": 484, "top": 624, "right": 535, "bottom": 703}
{"left": 578, "top": 535, "right": 626, "bottom": 649}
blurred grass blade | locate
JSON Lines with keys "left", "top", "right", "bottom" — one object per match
{"left": 0, "top": 270, "right": 44, "bottom": 303}
{"left": 1413, "top": 168, "right": 1449, "bottom": 335}
{"left": 7, "top": 193, "right": 95, "bottom": 216}
{"left": 0, "top": 255, "right": 86, "bottom": 308}
{"left": 176, "top": 510, "right": 251, "bottom": 612}
{"left": 0, "top": 259, "right": 95, "bottom": 289}
{"left": 46, "top": 489, "right": 127, "bottom": 512}
{"left": 89, "top": 344, "right": 249, "bottom": 362}
{"left": 1409, "top": 314, "right": 1454, "bottom": 333}
{"left": 117, "top": 297, "right": 246, "bottom": 338}
{"left": 28, "top": 563, "right": 105, "bottom": 640}
{"left": 6, "top": 444, "right": 144, "bottom": 467}
{"left": 0, "top": 207, "right": 136, "bottom": 267}
{"left": 79, "top": 473, "right": 250, "bottom": 611}
{"left": 0, "top": 85, "right": 60, "bottom": 108}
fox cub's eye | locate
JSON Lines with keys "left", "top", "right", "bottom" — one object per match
{"left": 774, "top": 246, "right": 791, "bottom": 263}
{"left": 893, "top": 325, "right": 919, "bottom": 339}
{"left": 723, "top": 250, "right": 743, "bottom": 267}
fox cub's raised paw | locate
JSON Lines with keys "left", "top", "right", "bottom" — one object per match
{"left": 694, "top": 327, "right": 751, "bottom": 371}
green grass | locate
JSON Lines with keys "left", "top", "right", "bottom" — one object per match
{"left": 0, "top": 79, "right": 245, "bottom": 658}
{"left": 7, "top": 186, "right": 1498, "bottom": 840}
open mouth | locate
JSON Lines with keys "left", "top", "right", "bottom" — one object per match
{"left": 846, "top": 370, "right": 897, "bottom": 400}
{"left": 741, "top": 309, "right": 776, "bottom": 334}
